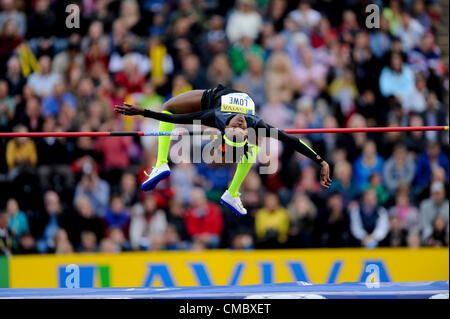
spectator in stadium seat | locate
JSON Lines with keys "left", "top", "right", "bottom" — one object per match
{"left": 287, "top": 193, "right": 317, "bottom": 248}
{"left": 397, "top": 11, "right": 425, "bottom": 52}
{"left": 182, "top": 54, "right": 208, "bottom": 90}
{"left": 406, "top": 230, "right": 422, "bottom": 248}
{"left": 54, "top": 229, "right": 74, "bottom": 255}
{"left": 169, "top": 0, "right": 205, "bottom": 27}
{"left": 229, "top": 35, "right": 265, "bottom": 76}
{"left": 107, "top": 227, "right": 131, "bottom": 252}
{"left": 383, "top": 144, "right": 415, "bottom": 193}
{"left": 104, "top": 195, "right": 130, "bottom": 236}
{"left": 27, "top": 55, "right": 61, "bottom": 98}
{"left": 114, "top": 55, "right": 146, "bottom": 94}
{"left": 6, "top": 198, "right": 28, "bottom": 249}
{"left": 85, "top": 99, "right": 112, "bottom": 132}
{"left": 235, "top": 53, "right": 265, "bottom": 108}
{"left": 36, "top": 191, "right": 67, "bottom": 253}
{"left": 383, "top": 0, "right": 403, "bottom": 36}
{"left": 425, "top": 215, "right": 449, "bottom": 247}
{"left": 4, "top": 56, "right": 26, "bottom": 104}
{"left": 412, "top": 0, "right": 431, "bottom": 30}
{"left": 17, "top": 232, "right": 37, "bottom": 254}
{"left": 78, "top": 230, "right": 98, "bottom": 253}
{"left": 0, "top": 79, "right": 15, "bottom": 131}
{"left": 419, "top": 182, "right": 449, "bottom": 244}
{"left": 356, "top": 89, "right": 378, "bottom": 127}
{"left": 338, "top": 10, "right": 361, "bottom": 45}
{"left": 414, "top": 142, "right": 449, "bottom": 191}
{"left": 292, "top": 46, "right": 328, "bottom": 99}
{"left": 421, "top": 92, "right": 447, "bottom": 144}
{"left": 417, "top": 166, "right": 450, "bottom": 203}
{"left": 206, "top": 53, "right": 233, "bottom": 88}
{"left": 379, "top": 52, "right": 415, "bottom": 101}
{"left": 184, "top": 188, "right": 223, "bottom": 249}
{"left": 129, "top": 194, "right": 167, "bottom": 250}
{"left": 148, "top": 233, "right": 166, "bottom": 251}
{"left": 369, "top": 15, "right": 392, "bottom": 59}
{"left": 336, "top": 114, "right": 369, "bottom": 163}
{"left": 5, "top": 125, "right": 38, "bottom": 173}
{"left": 379, "top": 215, "right": 408, "bottom": 247}
{"left": 316, "top": 192, "right": 350, "bottom": 248}
{"left": 366, "top": 173, "right": 389, "bottom": 207}
{"left": 167, "top": 199, "right": 189, "bottom": 242}
{"left": 119, "top": 172, "right": 139, "bottom": 208}
{"left": 388, "top": 184, "right": 420, "bottom": 232}
{"left": 99, "top": 237, "right": 116, "bottom": 253}
{"left": 0, "top": 0, "right": 26, "bottom": 38}
{"left": 0, "top": 211, "right": 12, "bottom": 255}
{"left": 327, "top": 160, "right": 359, "bottom": 206}
{"left": 26, "top": 0, "right": 57, "bottom": 40}
{"left": 226, "top": 0, "right": 263, "bottom": 44}
{"left": 265, "top": 51, "right": 294, "bottom": 104}
{"left": 328, "top": 68, "right": 358, "bottom": 116}
{"left": 349, "top": 188, "right": 390, "bottom": 248}
{"left": 108, "top": 37, "right": 150, "bottom": 76}
{"left": 116, "top": 0, "right": 148, "bottom": 37}
{"left": 41, "top": 82, "right": 77, "bottom": 117}
{"left": 352, "top": 140, "right": 384, "bottom": 193}
{"left": 404, "top": 114, "right": 427, "bottom": 154}
{"left": 84, "top": 40, "right": 109, "bottom": 77}
{"left": 255, "top": 192, "right": 289, "bottom": 248}
{"left": 195, "top": 160, "right": 232, "bottom": 202}
{"left": 351, "top": 31, "right": 378, "bottom": 92}
{"left": 35, "top": 116, "right": 74, "bottom": 189}
{"left": 401, "top": 72, "right": 428, "bottom": 114}
{"left": 95, "top": 118, "right": 133, "bottom": 184}
{"left": 0, "top": 22, "right": 22, "bottom": 76}
{"left": 72, "top": 195, "right": 104, "bottom": 249}
{"left": 259, "top": 95, "right": 294, "bottom": 131}
{"left": 171, "top": 161, "right": 197, "bottom": 206}
{"left": 74, "top": 78, "right": 98, "bottom": 121}
{"left": 408, "top": 32, "right": 443, "bottom": 76}
{"left": 52, "top": 34, "right": 84, "bottom": 76}
{"left": 231, "top": 233, "right": 254, "bottom": 250}
{"left": 287, "top": 0, "right": 321, "bottom": 33}
{"left": 295, "top": 165, "right": 321, "bottom": 196}
{"left": 71, "top": 129, "right": 102, "bottom": 174}
{"left": 164, "top": 224, "right": 183, "bottom": 250}
{"left": 166, "top": 73, "right": 192, "bottom": 99}
{"left": 310, "top": 16, "right": 337, "bottom": 49}
{"left": 266, "top": 0, "right": 289, "bottom": 33}
{"left": 73, "top": 159, "right": 110, "bottom": 216}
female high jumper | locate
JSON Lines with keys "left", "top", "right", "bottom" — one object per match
{"left": 114, "top": 85, "right": 331, "bottom": 216}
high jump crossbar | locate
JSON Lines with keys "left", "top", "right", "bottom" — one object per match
{"left": 0, "top": 126, "right": 448, "bottom": 138}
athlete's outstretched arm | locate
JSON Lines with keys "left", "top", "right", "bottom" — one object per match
{"left": 114, "top": 103, "right": 216, "bottom": 126}
{"left": 256, "top": 120, "right": 332, "bottom": 188}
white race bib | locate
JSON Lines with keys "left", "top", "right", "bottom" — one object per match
{"left": 220, "top": 93, "right": 255, "bottom": 115}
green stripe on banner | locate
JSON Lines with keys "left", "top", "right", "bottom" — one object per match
{"left": 0, "top": 256, "right": 9, "bottom": 288}
{"left": 98, "top": 265, "right": 110, "bottom": 287}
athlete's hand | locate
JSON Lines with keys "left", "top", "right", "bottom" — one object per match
{"left": 114, "top": 103, "right": 145, "bottom": 116}
{"left": 319, "top": 161, "right": 332, "bottom": 188}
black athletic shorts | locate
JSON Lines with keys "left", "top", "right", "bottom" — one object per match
{"left": 201, "top": 84, "right": 242, "bottom": 111}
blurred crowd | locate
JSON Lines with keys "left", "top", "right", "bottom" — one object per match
{"left": 0, "top": 0, "right": 449, "bottom": 256}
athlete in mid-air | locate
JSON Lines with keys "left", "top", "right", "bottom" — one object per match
{"left": 114, "top": 85, "right": 331, "bottom": 216}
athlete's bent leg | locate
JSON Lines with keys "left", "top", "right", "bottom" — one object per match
{"left": 142, "top": 90, "right": 204, "bottom": 192}
{"left": 221, "top": 144, "right": 260, "bottom": 215}
{"left": 155, "top": 90, "right": 204, "bottom": 167}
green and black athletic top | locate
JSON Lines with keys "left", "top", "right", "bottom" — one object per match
{"left": 142, "top": 85, "right": 324, "bottom": 165}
